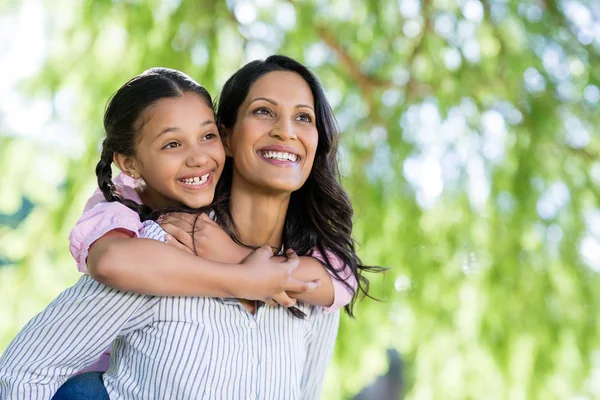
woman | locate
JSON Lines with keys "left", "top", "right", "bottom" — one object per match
{"left": 0, "top": 55, "right": 374, "bottom": 399}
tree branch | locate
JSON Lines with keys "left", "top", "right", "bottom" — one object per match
{"left": 314, "top": 25, "right": 400, "bottom": 94}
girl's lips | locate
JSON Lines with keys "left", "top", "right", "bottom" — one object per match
{"left": 177, "top": 172, "right": 213, "bottom": 190}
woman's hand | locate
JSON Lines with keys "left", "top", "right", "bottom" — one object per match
{"left": 160, "top": 212, "right": 250, "bottom": 263}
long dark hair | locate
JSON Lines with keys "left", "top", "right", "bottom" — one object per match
{"left": 214, "top": 55, "right": 381, "bottom": 316}
{"left": 96, "top": 67, "right": 214, "bottom": 221}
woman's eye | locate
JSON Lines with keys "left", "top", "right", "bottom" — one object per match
{"left": 297, "top": 113, "right": 313, "bottom": 123}
{"left": 162, "top": 142, "right": 180, "bottom": 149}
{"left": 253, "top": 107, "right": 272, "bottom": 117}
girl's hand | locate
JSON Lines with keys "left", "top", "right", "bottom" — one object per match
{"left": 239, "top": 247, "right": 321, "bottom": 304}
{"left": 160, "top": 213, "right": 250, "bottom": 263}
{"left": 160, "top": 214, "right": 320, "bottom": 305}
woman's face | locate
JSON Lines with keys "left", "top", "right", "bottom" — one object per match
{"left": 226, "top": 70, "right": 319, "bottom": 194}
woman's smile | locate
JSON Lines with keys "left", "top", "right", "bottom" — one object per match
{"left": 226, "top": 70, "right": 318, "bottom": 194}
{"left": 257, "top": 145, "right": 301, "bottom": 166}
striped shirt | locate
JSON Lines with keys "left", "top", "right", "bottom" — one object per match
{"left": 0, "top": 221, "right": 340, "bottom": 399}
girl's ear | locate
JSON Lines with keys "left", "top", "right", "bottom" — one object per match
{"left": 113, "top": 153, "right": 142, "bottom": 179}
{"left": 220, "top": 124, "right": 233, "bottom": 157}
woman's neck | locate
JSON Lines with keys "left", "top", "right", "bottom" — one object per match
{"left": 229, "top": 175, "right": 290, "bottom": 250}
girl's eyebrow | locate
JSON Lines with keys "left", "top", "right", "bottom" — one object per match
{"left": 154, "top": 120, "right": 216, "bottom": 140}
{"left": 249, "top": 97, "right": 314, "bottom": 112}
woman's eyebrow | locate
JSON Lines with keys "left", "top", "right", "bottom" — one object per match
{"left": 249, "top": 97, "right": 314, "bottom": 111}
{"left": 295, "top": 104, "right": 315, "bottom": 112}
{"left": 249, "top": 97, "right": 278, "bottom": 106}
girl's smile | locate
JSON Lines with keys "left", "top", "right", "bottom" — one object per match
{"left": 176, "top": 170, "right": 214, "bottom": 189}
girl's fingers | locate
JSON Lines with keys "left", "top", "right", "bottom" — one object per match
{"left": 162, "top": 213, "right": 201, "bottom": 232}
{"left": 265, "top": 298, "right": 278, "bottom": 307}
{"left": 283, "top": 279, "right": 321, "bottom": 294}
{"left": 285, "top": 249, "right": 298, "bottom": 260}
{"left": 282, "top": 252, "right": 300, "bottom": 275}
{"left": 200, "top": 213, "right": 217, "bottom": 225}
{"left": 161, "top": 223, "right": 193, "bottom": 249}
{"left": 271, "top": 292, "right": 297, "bottom": 308}
{"left": 165, "top": 234, "right": 194, "bottom": 254}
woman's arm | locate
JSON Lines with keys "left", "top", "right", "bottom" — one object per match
{"left": 0, "top": 276, "right": 154, "bottom": 399}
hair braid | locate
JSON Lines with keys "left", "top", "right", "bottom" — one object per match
{"left": 96, "top": 143, "right": 120, "bottom": 203}
{"left": 96, "top": 140, "right": 154, "bottom": 221}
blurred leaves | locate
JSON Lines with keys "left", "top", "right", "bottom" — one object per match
{"left": 1, "top": 0, "right": 600, "bottom": 399}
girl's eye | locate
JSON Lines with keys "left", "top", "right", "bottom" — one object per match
{"left": 253, "top": 107, "right": 273, "bottom": 117}
{"left": 162, "top": 142, "right": 180, "bottom": 149}
{"left": 296, "top": 113, "right": 314, "bottom": 123}
{"left": 202, "top": 133, "right": 218, "bottom": 141}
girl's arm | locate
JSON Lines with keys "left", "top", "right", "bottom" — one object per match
{"left": 88, "top": 229, "right": 317, "bottom": 301}
{"left": 69, "top": 188, "right": 319, "bottom": 303}
{"left": 160, "top": 213, "right": 357, "bottom": 310}
{"left": 0, "top": 276, "right": 154, "bottom": 399}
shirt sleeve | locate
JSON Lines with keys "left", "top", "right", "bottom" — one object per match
{"left": 311, "top": 249, "right": 358, "bottom": 313}
{"left": 69, "top": 197, "right": 143, "bottom": 273}
{"left": 0, "top": 275, "right": 156, "bottom": 400}
{"left": 300, "top": 308, "right": 340, "bottom": 399}
{"left": 73, "top": 222, "right": 166, "bottom": 376}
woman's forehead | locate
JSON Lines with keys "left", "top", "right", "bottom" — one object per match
{"left": 245, "top": 71, "right": 314, "bottom": 106}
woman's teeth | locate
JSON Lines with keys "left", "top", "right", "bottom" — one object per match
{"left": 260, "top": 151, "right": 298, "bottom": 162}
{"left": 179, "top": 173, "right": 209, "bottom": 185}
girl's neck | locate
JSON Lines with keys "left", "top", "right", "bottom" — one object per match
{"left": 229, "top": 175, "right": 290, "bottom": 250}
{"left": 138, "top": 190, "right": 164, "bottom": 210}
{"left": 138, "top": 184, "right": 178, "bottom": 210}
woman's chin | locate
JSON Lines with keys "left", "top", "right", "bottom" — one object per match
{"left": 261, "top": 181, "right": 306, "bottom": 194}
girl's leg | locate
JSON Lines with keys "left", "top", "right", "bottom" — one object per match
{"left": 51, "top": 371, "right": 109, "bottom": 400}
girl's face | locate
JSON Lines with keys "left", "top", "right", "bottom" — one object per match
{"left": 226, "top": 71, "right": 319, "bottom": 194}
{"left": 117, "top": 92, "right": 225, "bottom": 209}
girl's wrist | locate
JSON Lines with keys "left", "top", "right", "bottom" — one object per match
{"left": 233, "top": 246, "right": 253, "bottom": 263}
{"left": 220, "top": 263, "right": 252, "bottom": 298}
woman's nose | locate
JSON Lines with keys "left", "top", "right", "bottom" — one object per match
{"left": 269, "top": 118, "right": 296, "bottom": 141}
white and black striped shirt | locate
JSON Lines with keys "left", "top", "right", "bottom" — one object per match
{"left": 0, "top": 221, "right": 340, "bottom": 399}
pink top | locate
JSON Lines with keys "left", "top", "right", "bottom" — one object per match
{"left": 69, "top": 174, "right": 143, "bottom": 273}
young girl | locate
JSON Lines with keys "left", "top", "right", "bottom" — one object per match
{"left": 0, "top": 61, "right": 366, "bottom": 399}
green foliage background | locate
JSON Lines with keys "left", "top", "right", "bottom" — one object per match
{"left": 1, "top": 0, "right": 600, "bottom": 398}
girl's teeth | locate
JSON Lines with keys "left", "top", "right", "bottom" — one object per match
{"left": 181, "top": 173, "right": 209, "bottom": 185}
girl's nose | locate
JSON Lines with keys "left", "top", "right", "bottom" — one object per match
{"left": 185, "top": 148, "right": 210, "bottom": 167}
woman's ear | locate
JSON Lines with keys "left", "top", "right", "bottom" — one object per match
{"left": 113, "top": 153, "right": 142, "bottom": 179}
